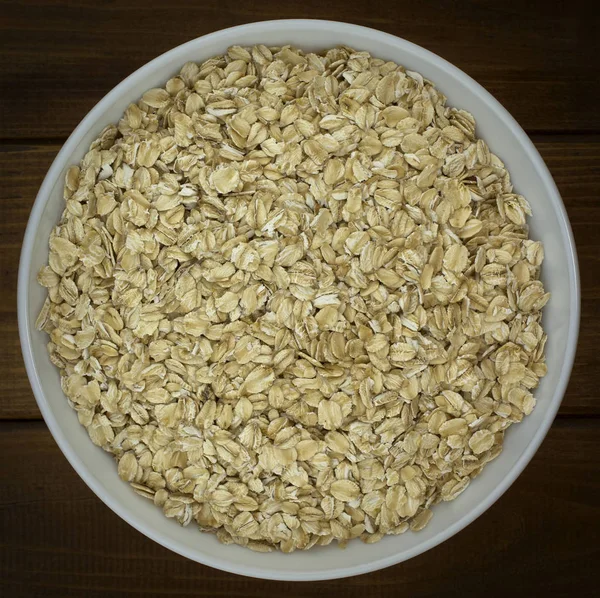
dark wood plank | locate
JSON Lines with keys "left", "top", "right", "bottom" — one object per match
{"left": 0, "top": 144, "right": 59, "bottom": 420}
{"left": 0, "top": 0, "right": 598, "bottom": 139}
{"left": 542, "top": 137, "right": 600, "bottom": 415}
{"left": 1, "top": 137, "right": 598, "bottom": 419}
{"left": 0, "top": 419, "right": 598, "bottom": 597}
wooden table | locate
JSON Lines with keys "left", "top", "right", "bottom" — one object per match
{"left": 1, "top": 1, "right": 599, "bottom": 596}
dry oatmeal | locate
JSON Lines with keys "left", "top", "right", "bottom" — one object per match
{"left": 36, "top": 44, "right": 549, "bottom": 552}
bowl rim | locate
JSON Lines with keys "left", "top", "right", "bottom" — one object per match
{"left": 17, "top": 18, "right": 581, "bottom": 581}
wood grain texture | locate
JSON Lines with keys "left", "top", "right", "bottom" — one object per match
{"left": 0, "top": 144, "right": 59, "bottom": 420}
{"left": 2, "top": 138, "right": 598, "bottom": 419}
{"left": 1, "top": 420, "right": 598, "bottom": 597}
{"left": 1, "top": 0, "right": 598, "bottom": 139}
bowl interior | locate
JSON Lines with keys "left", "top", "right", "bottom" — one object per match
{"left": 19, "top": 20, "right": 579, "bottom": 581}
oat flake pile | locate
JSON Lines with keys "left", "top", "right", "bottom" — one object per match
{"left": 37, "top": 44, "right": 550, "bottom": 552}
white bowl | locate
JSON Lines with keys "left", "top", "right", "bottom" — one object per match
{"left": 18, "top": 19, "right": 580, "bottom": 581}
